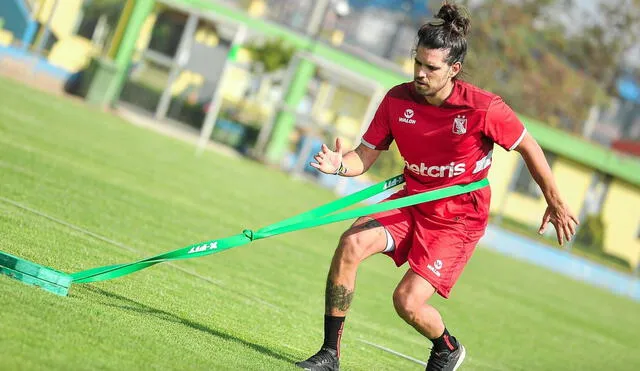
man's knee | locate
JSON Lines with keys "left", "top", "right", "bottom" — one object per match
{"left": 392, "top": 287, "right": 419, "bottom": 321}
{"left": 335, "top": 231, "right": 369, "bottom": 265}
{"left": 334, "top": 219, "right": 385, "bottom": 265}
{"left": 392, "top": 282, "right": 435, "bottom": 322}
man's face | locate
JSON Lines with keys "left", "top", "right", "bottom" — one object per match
{"left": 413, "top": 46, "right": 459, "bottom": 97}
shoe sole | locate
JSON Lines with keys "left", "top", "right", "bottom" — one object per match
{"left": 453, "top": 345, "right": 466, "bottom": 371}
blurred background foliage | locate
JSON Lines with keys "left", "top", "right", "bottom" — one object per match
{"left": 244, "top": 37, "right": 295, "bottom": 73}
{"left": 463, "top": 0, "right": 639, "bottom": 133}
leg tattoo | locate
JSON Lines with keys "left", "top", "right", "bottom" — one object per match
{"left": 325, "top": 277, "right": 355, "bottom": 312}
{"left": 323, "top": 218, "right": 382, "bottom": 313}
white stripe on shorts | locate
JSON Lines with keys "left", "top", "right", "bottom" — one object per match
{"left": 383, "top": 228, "right": 395, "bottom": 252}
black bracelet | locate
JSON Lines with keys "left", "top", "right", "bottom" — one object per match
{"left": 334, "top": 162, "right": 348, "bottom": 176}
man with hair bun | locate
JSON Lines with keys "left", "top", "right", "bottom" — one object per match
{"left": 296, "top": 1, "right": 578, "bottom": 370}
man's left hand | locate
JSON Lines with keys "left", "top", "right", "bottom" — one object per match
{"left": 538, "top": 203, "right": 579, "bottom": 246}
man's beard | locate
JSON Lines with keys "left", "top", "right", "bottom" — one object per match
{"left": 414, "top": 80, "right": 438, "bottom": 97}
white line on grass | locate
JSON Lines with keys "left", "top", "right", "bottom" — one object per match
{"left": 0, "top": 196, "right": 282, "bottom": 311}
{"left": 357, "top": 338, "right": 427, "bottom": 366}
{"left": 0, "top": 196, "right": 138, "bottom": 253}
{"left": 358, "top": 338, "right": 512, "bottom": 370}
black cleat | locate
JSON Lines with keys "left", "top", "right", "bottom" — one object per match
{"left": 425, "top": 344, "right": 466, "bottom": 371}
{"left": 295, "top": 347, "right": 340, "bottom": 371}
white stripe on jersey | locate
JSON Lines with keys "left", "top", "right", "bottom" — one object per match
{"left": 508, "top": 128, "right": 528, "bottom": 151}
{"left": 361, "top": 138, "right": 377, "bottom": 149}
{"left": 473, "top": 150, "right": 493, "bottom": 174}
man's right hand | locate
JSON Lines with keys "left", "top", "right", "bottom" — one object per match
{"left": 310, "top": 138, "right": 343, "bottom": 174}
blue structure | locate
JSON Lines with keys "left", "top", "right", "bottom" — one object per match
{"left": 0, "top": 0, "right": 38, "bottom": 50}
{"left": 617, "top": 76, "right": 640, "bottom": 104}
{"left": 482, "top": 225, "right": 640, "bottom": 302}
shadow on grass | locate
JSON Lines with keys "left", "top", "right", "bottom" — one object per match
{"left": 81, "top": 285, "right": 297, "bottom": 364}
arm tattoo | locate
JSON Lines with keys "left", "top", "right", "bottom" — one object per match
{"left": 325, "top": 278, "right": 355, "bottom": 312}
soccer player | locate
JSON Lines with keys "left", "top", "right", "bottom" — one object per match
{"left": 295, "top": 2, "right": 578, "bottom": 371}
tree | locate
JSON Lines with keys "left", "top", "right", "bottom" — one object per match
{"left": 561, "top": 0, "right": 640, "bottom": 92}
{"left": 244, "top": 37, "right": 295, "bottom": 73}
{"left": 460, "top": 0, "right": 610, "bottom": 133}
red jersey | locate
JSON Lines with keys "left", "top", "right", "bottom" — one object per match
{"left": 362, "top": 80, "right": 526, "bottom": 228}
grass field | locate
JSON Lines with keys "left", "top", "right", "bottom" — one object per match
{"left": 1, "top": 76, "right": 639, "bottom": 371}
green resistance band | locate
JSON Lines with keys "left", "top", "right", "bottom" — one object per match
{"left": 71, "top": 175, "right": 489, "bottom": 284}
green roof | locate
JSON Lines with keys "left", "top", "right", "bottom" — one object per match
{"left": 521, "top": 115, "right": 640, "bottom": 187}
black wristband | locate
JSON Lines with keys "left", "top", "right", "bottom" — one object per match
{"left": 333, "top": 162, "right": 348, "bottom": 176}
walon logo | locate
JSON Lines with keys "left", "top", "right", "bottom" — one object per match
{"left": 427, "top": 259, "right": 444, "bottom": 277}
{"left": 399, "top": 108, "right": 417, "bottom": 124}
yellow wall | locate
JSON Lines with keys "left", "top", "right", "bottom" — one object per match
{"left": 48, "top": 36, "right": 96, "bottom": 72}
{"left": 0, "top": 29, "right": 14, "bottom": 46}
{"left": 36, "top": 0, "right": 83, "bottom": 40}
{"left": 246, "top": 0, "right": 266, "bottom": 17}
{"left": 35, "top": 0, "right": 158, "bottom": 72}
{"left": 502, "top": 190, "right": 548, "bottom": 227}
{"left": 501, "top": 157, "right": 592, "bottom": 227}
{"left": 132, "top": 11, "right": 158, "bottom": 62}
{"left": 487, "top": 146, "right": 518, "bottom": 213}
{"left": 220, "top": 66, "right": 250, "bottom": 103}
{"left": 601, "top": 180, "right": 640, "bottom": 267}
{"left": 327, "top": 86, "right": 369, "bottom": 147}
{"left": 334, "top": 87, "right": 370, "bottom": 115}
{"left": 551, "top": 159, "right": 592, "bottom": 217}
{"left": 312, "top": 82, "right": 335, "bottom": 124}
{"left": 32, "top": 0, "right": 92, "bottom": 72}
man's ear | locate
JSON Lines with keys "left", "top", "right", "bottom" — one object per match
{"left": 449, "top": 61, "right": 462, "bottom": 78}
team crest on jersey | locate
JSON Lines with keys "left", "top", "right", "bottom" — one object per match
{"left": 452, "top": 115, "right": 467, "bottom": 135}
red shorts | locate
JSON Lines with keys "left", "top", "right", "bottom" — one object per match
{"left": 371, "top": 187, "right": 489, "bottom": 298}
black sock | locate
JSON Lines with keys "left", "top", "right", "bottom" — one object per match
{"left": 430, "top": 328, "right": 459, "bottom": 352}
{"left": 322, "top": 315, "right": 345, "bottom": 356}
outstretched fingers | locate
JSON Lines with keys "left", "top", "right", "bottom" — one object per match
{"left": 555, "top": 221, "right": 564, "bottom": 245}
{"left": 538, "top": 209, "right": 551, "bottom": 234}
{"left": 312, "top": 150, "right": 328, "bottom": 169}
{"left": 565, "top": 211, "right": 579, "bottom": 242}
{"left": 571, "top": 214, "right": 580, "bottom": 227}
{"left": 554, "top": 209, "right": 579, "bottom": 246}
{"left": 335, "top": 137, "right": 343, "bottom": 153}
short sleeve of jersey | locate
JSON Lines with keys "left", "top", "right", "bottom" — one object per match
{"left": 483, "top": 97, "right": 527, "bottom": 151}
{"left": 361, "top": 93, "right": 394, "bottom": 150}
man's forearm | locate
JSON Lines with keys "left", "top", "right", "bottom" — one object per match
{"left": 338, "top": 149, "right": 366, "bottom": 177}
{"left": 515, "top": 134, "right": 578, "bottom": 243}
{"left": 521, "top": 146, "right": 562, "bottom": 207}
{"left": 332, "top": 143, "right": 381, "bottom": 177}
